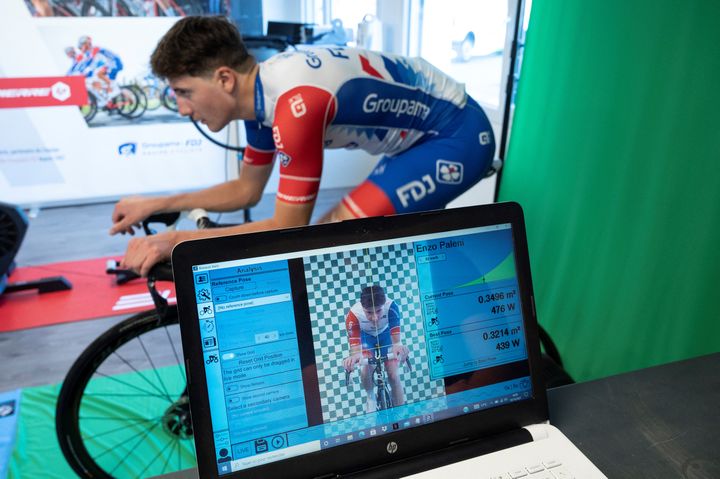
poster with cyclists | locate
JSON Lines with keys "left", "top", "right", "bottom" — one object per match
{"left": 61, "top": 32, "right": 183, "bottom": 127}
{"left": 0, "top": 1, "right": 228, "bottom": 205}
{"left": 24, "top": 0, "right": 230, "bottom": 17}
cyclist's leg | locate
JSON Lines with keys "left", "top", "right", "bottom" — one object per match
{"left": 322, "top": 97, "right": 496, "bottom": 219}
{"left": 378, "top": 329, "right": 404, "bottom": 407}
{"left": 359, "top": 331, "right": 378, "bottom": 412}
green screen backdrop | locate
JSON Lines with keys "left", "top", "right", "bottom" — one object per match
{"left": 499, "top": 0, "right": 720, "bottom": 381}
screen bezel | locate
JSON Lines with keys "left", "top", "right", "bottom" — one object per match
{"left": 172, "top": 202, "right": 548, "bottom": 479}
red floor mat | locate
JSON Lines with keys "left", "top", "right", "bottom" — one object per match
{"left": 0, "top": 257, "right": 175, "bottom": 333}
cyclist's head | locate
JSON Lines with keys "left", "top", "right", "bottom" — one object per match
{"left": 151, "top": 16, "right": 254, "bottom": 80}
{"left": 78, "top": 35, "right": 92, "bottom": 51}
{"left": 360, "top": 285, "right": 386, "bottom": 310}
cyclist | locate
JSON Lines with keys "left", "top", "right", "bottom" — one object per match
{"left": 342, "top": 285, "right": 409, "bottom": 412}
{"left": 64, "top": 46, "right": 84, "bottom": 75}
{"left": 76, "top": 35, "right": 124, "bottom": 100}
{"left": 110, "top": 16, "right": 496, "bottom": 276}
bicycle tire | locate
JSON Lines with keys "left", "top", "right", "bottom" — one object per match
{"left": 376, "top": 384, "right": 392, "bottom": 411}
{"left": 161, "top": 85, "right": 178, "bottom": 112}
{"left": 115, "top": 86, "right": 140, "bottom": 119}
{"left": 56, "top": 307, "right": 195, "bottom": 479}
{"left": 124, "top": 85, "right": 148, "bottom": 119}
{"left": 81, "top": 92, "right": 98, "bottom": 123}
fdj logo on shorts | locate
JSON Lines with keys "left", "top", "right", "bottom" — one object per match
{"left": 436, "top": 160, "right": 463, "bottom": 185}
{"left": 396, "top": 174, "right": 436, "bottom": 208}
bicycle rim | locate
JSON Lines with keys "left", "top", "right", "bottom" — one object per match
{"left": 81, "top": 93, "right": 98, "bottom": 122}
{"left": 56, "top": 307, "right": 196, "bottom": 479}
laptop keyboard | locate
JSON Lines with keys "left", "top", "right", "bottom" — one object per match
{"left": 490, "top": 459, "right": 575, "bottom": 479}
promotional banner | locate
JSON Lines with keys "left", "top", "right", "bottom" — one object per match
{"left": 0, "top": 1, "right": 231, "bottom": 206}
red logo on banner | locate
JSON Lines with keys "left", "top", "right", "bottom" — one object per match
{"left": 0, "top": 76, "right": 88, "bottom": 109}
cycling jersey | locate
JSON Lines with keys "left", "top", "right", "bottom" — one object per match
{"left": 346, "top": 299, "right": 401, "bottom": 358}
{"left": 244, "top": 47, "right": 496, "bottom": 215}
{"left": 346, "top": 299, "right": 400, "bottom": 340}
{"left": 81, "top": 47, "right": 124, "bottom": 80}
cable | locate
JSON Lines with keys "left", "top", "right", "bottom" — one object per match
{"left": 191, "top": 118, "right": 246, "bottom": 152}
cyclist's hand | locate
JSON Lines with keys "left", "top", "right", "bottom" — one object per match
{"left": 343, "top": 353, "right": 363, "bottom": 372}
{"left": 392, "top": 344, "right": 410, "bottom": 364}
{"left": 121, "top": 231, "right": 179, "bottom": 277}
{"left": 110, "top": 196, "right": 160, "bottom": 236}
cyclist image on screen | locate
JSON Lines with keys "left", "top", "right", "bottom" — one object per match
{"left": 110, "top": 16, "right": 496, "bottom": 276}
{"left": 342, "top": 285, "right": 409, "bottom": 412}
{"left": 76, "top": 35, "right": 124, "bottom": 101}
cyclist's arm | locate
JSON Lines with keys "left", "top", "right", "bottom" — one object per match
{"left": 388, "top": 302, "right": 402, "bottom": 345}
{"left": 388, "top": 302, "right": 409, "bottom": 362}
{"left": 343, "top": 309, "right": 363, "bottom": 371}
{"left": 346, "top": 309, "right": 362, "bottom": 355}
{"left": 121, "top": 86, "right": 335, "bottom": 275}
{"left": 110, "top": 161, "right": 274, "bottom": 235}
{"left": 163, "top": 86, "right": 336, "bottom": 237}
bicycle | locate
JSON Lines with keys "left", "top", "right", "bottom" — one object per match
{"left": 345, "top": 351, "right": 412, "bottom": 412}
{"left": 81, "top": 78, "right": 147, "bottom": 123}
{"left": 55, "top": 209, "right": 243, "bottom": 479}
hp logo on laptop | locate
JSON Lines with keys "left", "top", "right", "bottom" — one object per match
{"left": 386, "top": 441, "right": 398, "bottom": 454}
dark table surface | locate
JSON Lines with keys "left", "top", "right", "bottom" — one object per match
{"left": 548, "top": 352, "right": 720, "bottom": 479}
{"left": 152, "top": 353, "right": 720, "bottom": 479}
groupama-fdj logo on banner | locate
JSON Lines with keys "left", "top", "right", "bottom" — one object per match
{"left": 118, "top": 142, "right": 137, "bottom": 156}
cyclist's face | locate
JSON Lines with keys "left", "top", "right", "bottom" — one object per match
{"left": 170, "top": 75, "right": 234, "bottom": 132}
{"left": 362, "top": 306, "right": 383, "bottom": 323}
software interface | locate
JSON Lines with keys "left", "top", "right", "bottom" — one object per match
{"left": 191, "top": 224, "right": 532, "bottom": 475}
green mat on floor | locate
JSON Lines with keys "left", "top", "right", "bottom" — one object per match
{"left": 9, "top": 367, "right": 196, "bottom": 479}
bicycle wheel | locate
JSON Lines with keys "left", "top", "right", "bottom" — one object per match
{"left": 114, "top": 86, "right": 140, "bottom": 119}
{"left": 376, "top": 383, "right": 392, "bottom": 411}
{"left": 80, "top": 92, "right": 98, "bottom": 123}
{"left": 124, "top": 85, "right": 148, "bottom": 119}
{"left": 161, "top": 85, "right": 178, "bottom": 112}
{"left": 56, "top": 307, "right": 196, "bottom": 479}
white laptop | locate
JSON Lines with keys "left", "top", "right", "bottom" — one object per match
{"left": 172, "top": 202, "right": 606, "bottom": 479}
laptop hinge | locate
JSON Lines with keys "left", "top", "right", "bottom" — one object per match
{"left": 342, "top": 428, "right": 533, "bottom": 478}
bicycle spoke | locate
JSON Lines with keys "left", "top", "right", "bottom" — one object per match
{"left": 106, "top": 349, "right": 173, "bottom": 401}
{"left": 91, "top": 370, "right": 172, "bottom": 401}
{"left": 81, "top": 415, "right": 164, "bottom": 442}
{"left": 83, "top": 391, "right": 179, "bottom": 399}
{"left": 137, "top": 433, "right": 177, "bottom": 478}
{"left": 160, "top": 439, "right": 176, "bottom": 475}
{"left": 136, "top": 332, "right": 173, "bottom": 401}
{"left": 108, "top": 420, "right": 162, "bottom": 475}
{"left": 163, "top": 325, "right": 186, "bottom": 382}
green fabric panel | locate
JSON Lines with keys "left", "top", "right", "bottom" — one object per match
{"left": 499, "top": 0, "right": 720, "bottom": 381}
{"left": 10, "top": 367, "right": 196, "bottom": 479}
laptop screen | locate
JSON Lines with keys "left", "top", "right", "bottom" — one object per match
{"left": 188, "top": 221, "right": 533, "bottom": 476}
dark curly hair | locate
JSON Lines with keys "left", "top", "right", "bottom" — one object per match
{"left": 360, "top": 285, "right": 386, "bottom": 309}
{"left": 150, "top": 16, "right": 253, "bottom": 79}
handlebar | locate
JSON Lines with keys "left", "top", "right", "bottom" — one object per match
{"left": 359, "top": 352, "right": 398, "bottom": 367}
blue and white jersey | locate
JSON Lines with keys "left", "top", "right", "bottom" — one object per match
{"left": 244, "top": 46, "right": 471, "bottom": 206}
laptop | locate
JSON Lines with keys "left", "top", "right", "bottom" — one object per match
{"left": 172, "top": 202, "right": 606, "bottom": 479}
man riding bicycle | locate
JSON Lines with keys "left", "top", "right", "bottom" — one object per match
{"left": 342, "top": 285, "right": 409, "bottom": 412}
{"left": 77, "top": 35, "right": 124, "bottom": 102}
{"left": 110, "top": 16, "right": 496, "bottom": 276}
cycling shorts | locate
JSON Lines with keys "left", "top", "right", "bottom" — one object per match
{"left": 342, "top": 97, "right": 496, "bottom": 217}
{"left": 361, "top": 328, "right": 393, "bottom": 359}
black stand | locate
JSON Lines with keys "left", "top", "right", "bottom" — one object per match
{"left": 1, "top": 261, "right": 72, "bottom": 295}
{"left": 3, "top": 276, "right": 73, "bottom": 294}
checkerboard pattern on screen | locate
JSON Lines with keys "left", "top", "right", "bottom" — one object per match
{"left": 304, "top": 242, "right": 445, "bottom": 424}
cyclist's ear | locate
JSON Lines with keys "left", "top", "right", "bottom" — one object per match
{"left": 214, "top": 66, "right": 236, "bottom": 93}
